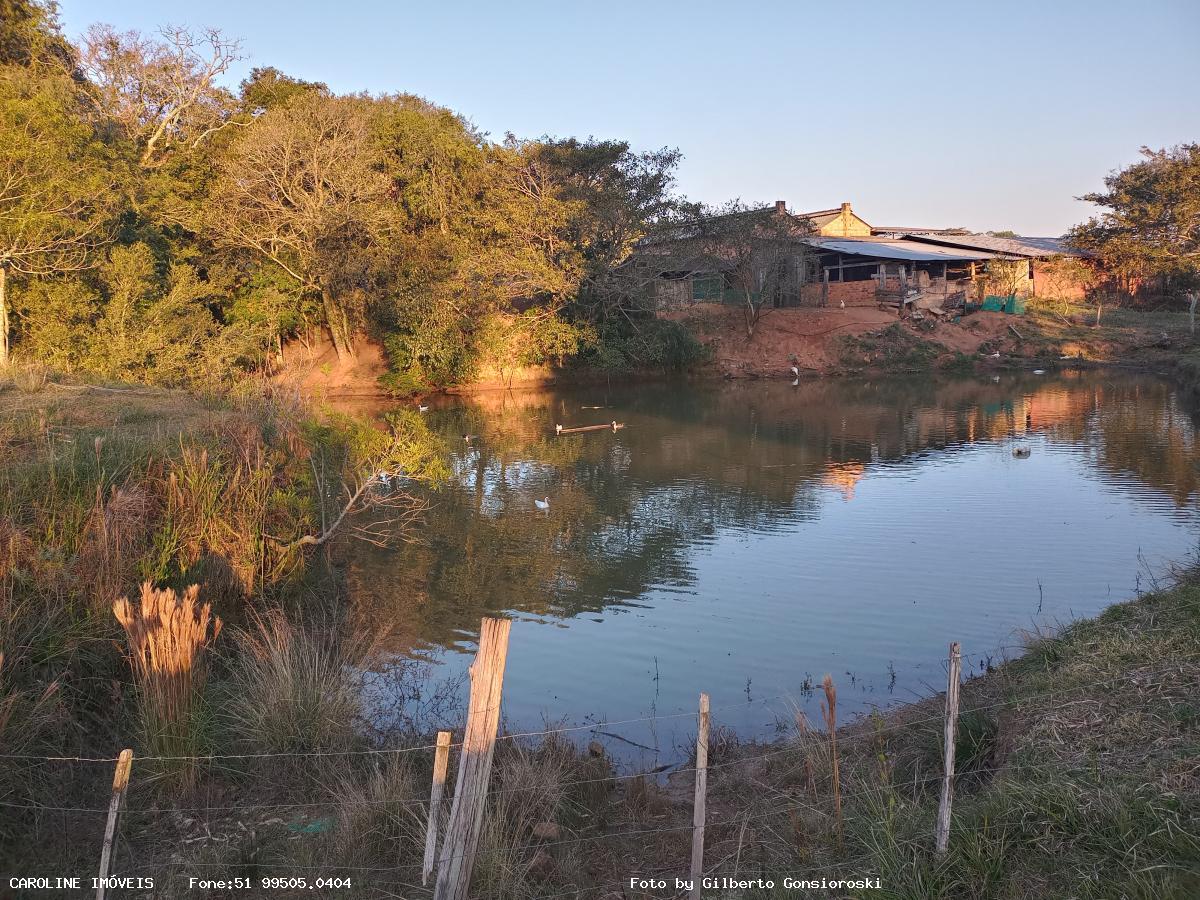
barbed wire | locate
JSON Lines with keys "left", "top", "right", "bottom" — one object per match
{"left": 0, "top": 654, "right": 1189, "bottom": 780}
{"left": 5, "top": 698, "right": 1192, "bottom": 820}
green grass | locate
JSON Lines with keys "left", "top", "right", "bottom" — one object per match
{"left": 733, "top": 573, "right": 1200, "bottom": 899}
{"left": 838, "top": 325, "right": 943, "bottom": 373}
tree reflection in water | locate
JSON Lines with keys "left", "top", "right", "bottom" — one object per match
{"left": 343, "top": 372, "right": 1200, "bottom": 749}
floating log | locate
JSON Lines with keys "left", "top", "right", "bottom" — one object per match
{"left": 555, "top": 421, "right": 624, "bottom": 436}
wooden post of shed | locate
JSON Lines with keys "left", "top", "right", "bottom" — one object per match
{"left": 935, "top": 642, "right": 962, "bottom": 854}
{"left": 822, "top": 269, "right": 830, "bottom": 307}
{"left": 422, "top": 730, "right": 453, "bottom": 885}
{"left": 96, "top": 749, "right": 133, "bottom": 900}
{"left": 689, "top": 693, "right": 710, "bottom": 899}
{"left": 434, "top": 618, "right": 511, "bottom": 900}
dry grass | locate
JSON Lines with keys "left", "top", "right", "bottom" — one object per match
{"left": 113, "top": 582, "right": 222, "bottom": 786}
{"left": 325, "top": 756, "right": 426, "bottom": 868}
{"left": 77, "top": 485, "right": 154, "bottom": 611}
{"left": 224, "top": 612, "right": 366, "bottom": 763}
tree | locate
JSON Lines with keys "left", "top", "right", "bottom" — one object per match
{"left": 238, "top": 66, "right": 326, "bottom": 115}
{"left": 641, "top": 202, "right": 811, "bottom": 339}
{"left": 527, "top": 138, "right": 694, "bottom": 331}
{"left": 202, "top": 93, "right": 391, "bottom": 360}
{"left": 0, "top": 0, "right": 77, "bottom": 70}
{"left": 78, "top": 23, "right": 241, "bottom": 168}
{"left": 0, "top": 66, "right": 113, "bottom": 366}
{"left": 1069, "top": 144, "right": 1200, "bottom": 293}
{"left": 374, "top": 119, "right": 591, "bottom": 389}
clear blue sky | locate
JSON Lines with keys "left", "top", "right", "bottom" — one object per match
{"left": 57, "top": 0, "right": 1200, "bottom": 236}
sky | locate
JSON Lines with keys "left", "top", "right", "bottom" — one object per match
{"left": 56, "top": 0, "right": 1200, "bottom": 236}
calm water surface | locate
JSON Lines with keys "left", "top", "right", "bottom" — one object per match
{"left": 348, "top": 372, "right": 1200, "bottom": 765}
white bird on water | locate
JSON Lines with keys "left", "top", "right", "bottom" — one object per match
{"left": 534, "top": 497, "right": 550, "bottom": 511}
{"left": 417, "top": 404, "right": 429, "bottom": 413}
{"left": 790, "top": 365, "right": 800, "bottom": 377}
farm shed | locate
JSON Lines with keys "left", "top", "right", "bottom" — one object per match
{"left": 897, "top": 232, "right": 1093, "bottom": 299}
{"left": 799, "top": 237, "right": 994, "bottom": 307}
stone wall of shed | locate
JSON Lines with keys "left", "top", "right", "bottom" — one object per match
{"left": 1032, "top": 259, "right": 1091, "bottom": 300}
{"left": 816, "top": 208, "right": 873, "bottom": 237}
{"left": 801, "top": 281, "right": 879, "bottom": 307}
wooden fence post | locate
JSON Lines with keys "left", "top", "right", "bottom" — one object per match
{"left": 96, "top": 749, "right": 133, "bottom": 900}
{"left": 434, "top": 618, "right": 511, "bottom": 900}
{"left": 689, "top": 693, "right": 710, "bottom": 900}
{"left": 422, "top": 730, "right": 453, "bottom": 885}
{"left": 935, "top": 642, "right": 962, "bottom": 854}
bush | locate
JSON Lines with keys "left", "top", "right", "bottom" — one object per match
{"left": 577, "top": 317, "right": 709, "bottom": 372}
{"left": 224, "top": 613, "right": 364, "bottom": 758}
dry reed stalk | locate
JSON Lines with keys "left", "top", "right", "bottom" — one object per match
{"left": 83, "top": 486, "right": 151, "bottom": 610}
{"left": 167, "top": 445, "right": 273, "bottom": 595}
{"left": 820, "top": 674, "right": 842, "bottom": 845}
{"left": 113, "top": 582, "right": 221, "bottom": 763}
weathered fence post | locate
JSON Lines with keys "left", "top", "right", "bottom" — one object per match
{"left": 422, "top": 730, "right": 453, "bottom": 885}
{"left": 96, "top": 749, "right": 133, "bottom": 900}
{"left": 434, "top": 618, "right": 511, "bottom": 900}
{"left": 935, "top": 642, "right": 962, "bottom": 854}
{"left": 689, "top": 693, "right": 710, "bottom": 900}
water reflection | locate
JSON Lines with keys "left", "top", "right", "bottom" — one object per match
{"left": 346, "top": 372, "right": 1200, "bottom": 758}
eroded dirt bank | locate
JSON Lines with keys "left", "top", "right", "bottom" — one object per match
{"left": 276, "top": 304, "right": 1200, "bottom": 399}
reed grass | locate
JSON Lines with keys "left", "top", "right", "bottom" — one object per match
{"left": 224, "top": 612, "right": 364, "bottom": 761}
{"left": 821, "top": 673, "right": 843, "bottom": 845}
{"left": 113, "top": 582, "right": 221, "bottom": 785}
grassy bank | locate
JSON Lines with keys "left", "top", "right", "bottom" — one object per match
{"left": 0, "top": 369, "right": 446, "bottom": 876}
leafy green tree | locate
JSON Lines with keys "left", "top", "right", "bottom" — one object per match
{"left": 0, "top": 0, "right": 76, "bottom": 70}
{"left": 374, "top": 96, "right": 485, "bottom": 237}
{"left": 1070, "top": 144, "right": 1200, "bottom": 291}
{"left": 0, "top": 64, "right": 113, "bottom": 366}
{"left": 529, "top": 138, "right": 690, "bottom": 323}
{"left": 238, "top": 66, "right": 327, "bottom": 115}
{"left": 374, "top": 114, "right": 591, "bottom": 389}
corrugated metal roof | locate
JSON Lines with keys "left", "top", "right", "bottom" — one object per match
{"left": 803, "top": 237, "right": 995, "bottom": 262}
{"left": 901, "top": 233, "right": 1086, "bottom": 258}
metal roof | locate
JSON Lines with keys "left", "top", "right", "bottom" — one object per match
{"left": 803, "top": 237, "right": 995, "bottom": 262}
{"left": 900, "top": 233, "right": 1086, "bottom": 258}
{"left": 872, "top": 226, "right": 973, "bottom": 236}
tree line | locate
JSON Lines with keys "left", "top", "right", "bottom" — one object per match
{"left": 0, "top": 1, "right": 705, "bottom": 386}
{"left": 2, "top": 1, "right": 1195, "bottom": 387}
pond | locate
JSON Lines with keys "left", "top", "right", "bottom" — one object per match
{"left": 346, "top": 371, "right": 1200, "bottom": 766}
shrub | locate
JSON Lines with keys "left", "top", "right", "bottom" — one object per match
{"left": 224, "top": 613, "right": 364, "bottom": 758}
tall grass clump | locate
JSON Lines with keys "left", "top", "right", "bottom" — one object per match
{"left": 325, "top": 757, "right": 426, "bottom": 868}
{"left": 0, "top": 647, "right": 63, "bottom": 843}
{"left": 225, "top": 613, "right": 364, "bottom": 763}
{"left": 78, "top": 484, "right": 153, "bottom": 611}
{"left": 114, "top": 581, "right": 221, "bottom": 787}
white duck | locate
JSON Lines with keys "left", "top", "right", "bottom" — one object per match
{"left": 790, "top": 365, "right": 800, "bottom": 377}
{"left": 534, "top": 497, "right": 550, "bottom": 511}
{"left": 417, "top": 404, "right": 429, "bottom": 413}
